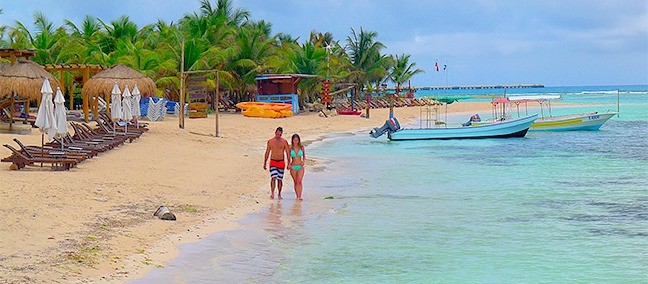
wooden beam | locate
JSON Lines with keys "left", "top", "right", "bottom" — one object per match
{"left": 215, "top": 71, "right": 219, "bottom": 137}
{"left": 179, "top": 39, "right": 186, "bottom": 129}
{"left": 83, "top": 68, "right": 90, "bottom": 122}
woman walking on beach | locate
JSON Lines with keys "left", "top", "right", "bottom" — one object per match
{"left": 289, "top": 133, "right": 306, "bottom": 200}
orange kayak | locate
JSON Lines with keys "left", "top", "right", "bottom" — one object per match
{"left": 236, "top": 102, "right": 292, "bottom": 111}
{"left": 242, "top": 106, "right": 293, "bottom": 118}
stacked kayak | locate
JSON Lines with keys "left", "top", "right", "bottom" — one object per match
{"left": 236, "top": 102, "right": 293, "bottom": 118}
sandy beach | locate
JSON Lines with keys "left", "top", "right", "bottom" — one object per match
{"left": 0, "top": 102, "right": 492, "bottom": 283}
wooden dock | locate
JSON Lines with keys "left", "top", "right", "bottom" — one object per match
{"left": 411, "top": 84, "right": 544, "bottom": 91}
{"left": 387, "top": 84, "right": 544, "bottom": 92}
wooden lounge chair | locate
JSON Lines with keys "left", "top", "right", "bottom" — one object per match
{"left": 48, "top": 134, "right": 113, "bottom": 153}
{"left": 15, "top": 138, "right": 96, "bottom": 158}
{"left": 98, "top": 112, "right": 149, "bottom": 132}
{"left": 2, "top": 144, "right": 77, "bottom": 170}
{"left": 71, "top": 123, "right": 129, "bottom": 145}
{"left": 66, "top": 133, "right": 120, "bottom": 150}
{"left": 94, "top": 121, "right": 142, "bottom": 141}
{"left": 12, "top": 139, "right": 92, "bottom": 161}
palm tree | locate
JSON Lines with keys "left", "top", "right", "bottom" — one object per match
{"left": 345, "top": 27, "right": 391, "bottom": 102}
{"left": 64, "top": 15, "right": 111, "bottom": 64}
{"left": 309, "top": 30, "right": 334, "bottom": 47}
{"left": 207, "top": 0, "right": 250, "bottom": 26}
{"left": 0, "top": 9, "right": 8, "bottom": 48}
{"left": 10, "top": 11, "right": 77, "bottom": 65}
{"left": 65, "top": 15, "right": 102, "bottom": 43}
{"left": 97, "top": 15, "right": 138, "bottom": 54}
{"left": 390, "top": 54, "right": 424, "bottom": 92}
{"left": 0, "top": 3, "right": 423, "bottom": 109}
{"left": 224, "top": 23, "right": 277, "bottom": 102}
{"left": 388, "top": 53, "right": 424, "bottom": 115}
{"left": 286, "top": 42, "right": 328, "bottom": 104}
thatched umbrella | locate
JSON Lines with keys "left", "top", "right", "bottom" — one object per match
{"left": 82, "top": 64, "right": 156, "bottom": 101}
{"left": 0, "top": 61, "right": 61, "bottom": 100}
{"left": 82, "top": 64, "right": 156, "bottom": 120}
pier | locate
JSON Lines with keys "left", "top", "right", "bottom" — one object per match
{"left": 410, "top": 84, "right": 544, "bottom": 91}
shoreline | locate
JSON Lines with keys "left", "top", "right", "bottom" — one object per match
{"left": 0, "top": 102, "right": 494, "bottom": 283}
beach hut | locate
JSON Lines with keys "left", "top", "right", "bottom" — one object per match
{"left": 82, "top": 64, "right": 156, "bottom": 121}
{"left": 255, "top": 74, "right": 318, "bottom": 114}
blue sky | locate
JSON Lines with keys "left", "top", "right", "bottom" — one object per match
{"left": 1, "top": 0, "right": 646, "bottom": 87}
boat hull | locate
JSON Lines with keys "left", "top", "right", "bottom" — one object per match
{"left": 530, "top": 112, "right": 617, "bottom": 131}
{"left": 388, "top": 114, "right": 538, "bottom": 141}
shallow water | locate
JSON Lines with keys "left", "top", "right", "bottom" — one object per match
{"left": 134, "top": 86, "right": 648, "bottom": 283}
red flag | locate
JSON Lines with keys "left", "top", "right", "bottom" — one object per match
{"left": 435, "top": 61, "right": 439, "bottom": 72}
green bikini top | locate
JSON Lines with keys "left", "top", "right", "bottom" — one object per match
{"left": 290, "top": 148, "right": 303, "bottom": 158}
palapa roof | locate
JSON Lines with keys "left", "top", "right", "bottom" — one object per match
{"left": 0, "top": 61, "right": 61, "bottom": 100}
{"left": 82, "top": 64, "right": 156, "bottom": 99}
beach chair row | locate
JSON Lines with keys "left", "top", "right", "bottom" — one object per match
{"left": 1, "top": 117, "right": 148, "bottom": 171}
{"left": 333, "top": 97, "right": 437, "bottom": 111}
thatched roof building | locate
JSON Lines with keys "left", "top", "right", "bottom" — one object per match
{"left": 82, "top": 64, "right": 156, "bottom": 100}
{"left": 0, "top": 61, "right": 61, "bottom": 100}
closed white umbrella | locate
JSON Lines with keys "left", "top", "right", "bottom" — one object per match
{"left": 34, "top": 78, "right": 56, "bottom": 165}
{"left": 131, "top": 84, "right": 141, "bottom": 128}
{"left": 110, "top": 83, "right": 122, "bottom": 134}
{"left": 121, "top": 85, "right": 133, "bottom": 133}
{"left": 53, "top": 87, "right": 68, "bottom": 150}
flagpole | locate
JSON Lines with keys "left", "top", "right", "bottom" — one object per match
{"left": 444, "top": 60, "right": 448, "bottom": 87}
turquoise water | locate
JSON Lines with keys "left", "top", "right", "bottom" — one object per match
{"left": 135, "top": 85, "right": 647, "bottom": 283}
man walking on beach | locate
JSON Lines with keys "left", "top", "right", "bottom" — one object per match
{"left": 264, "top": 127, "right": 290, "bottom": 199}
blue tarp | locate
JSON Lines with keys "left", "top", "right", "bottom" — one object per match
{"left": 140, "top": 97, "right": 178, "bottom": 116}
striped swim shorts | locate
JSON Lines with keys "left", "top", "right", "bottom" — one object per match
{"left": 269, "top": 159, "right": 285, "bottom": 180}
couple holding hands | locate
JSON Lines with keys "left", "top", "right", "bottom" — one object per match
{"left": 263, "top": 127, "right": 306, "bottom": 200}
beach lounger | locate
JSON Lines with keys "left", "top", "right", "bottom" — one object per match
{"left": 99, "top": 112, "right": 149, "bottom": 132}
{"left": 71, "top": 123, "right": 129, "bottom": 145}
{"left": 49, "top": 134, "right": 113, "bottom": 153}
{"left": 66, "top": 132, "right": 122, "bottom": 150}
{"left": 2, "top": 144, "right": 77, "bottom": 170}
{"left": 93, "top": 122, "right": 141, "bottom": 142}
{"left": 12, "top": 139, "right": 92, "bottom": 161}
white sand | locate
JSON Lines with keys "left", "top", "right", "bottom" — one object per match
{"left": 0, "top": 102, "right": 492, "bottom": 283}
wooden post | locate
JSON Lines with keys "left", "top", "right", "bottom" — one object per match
{"left": 179, "top": 39, "right": 185, "bottom": 129}
{"left": 93, "top": 93, "right": 99, "bottom": 121}
{"left": 83, "top": 68, "right": 90, "bottom": 121}
{"left": 389, "top": 86, "right": 396, "bottom": 118}
{"left": 60, "top": 70, "right": 71, "bottom": 110}
{"left": 365, "top": 93, "right": 371, "bottom": 119}
{"left": 106, "top": 87, "right": 111, "bottom": 117}
{"left": 215, "top": 71, "right": 220, "bottom": 137}
{"left": 9, "top": 94, "right": 13, "bottom": 132}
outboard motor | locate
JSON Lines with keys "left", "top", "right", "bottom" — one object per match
{"left": 370, "top": 117, "right": 401, "bottom": 138}
{"left": 462, "top": 113, "right": 481, "bottom": 126}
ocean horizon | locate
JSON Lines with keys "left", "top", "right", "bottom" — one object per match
{"left": 134, "top": 84, "right": 647, "bottom": 283}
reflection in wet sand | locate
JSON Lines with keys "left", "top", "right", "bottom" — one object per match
{"left": 265, "top": 200, "right": 304, "bottom": 234}
{"left": 132, "top": 200, "right": 310, "bottom": 283}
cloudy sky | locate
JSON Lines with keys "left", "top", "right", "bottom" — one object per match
{"left": 1, "top": 0, "right": 646, "bottom": 87}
